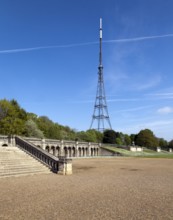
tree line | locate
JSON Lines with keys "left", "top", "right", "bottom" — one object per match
{"left": 0, "top": 99, "right": 172, "bottom": 149}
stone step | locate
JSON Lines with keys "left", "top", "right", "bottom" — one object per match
{"left": 0, "top": 159, "right": 47, "bottom": 165}
{"left": 0, "top": 159, "right": 44, "bottom": 164}
{"left": 0, "top": 170, "right": 50, "bottom": 178}
{"left": 0, "top": 146, "right": 51, "bottom": 177}
{"left": 0, "top": 164, "right": 49, "bottom": 170}
{"left": 0, "top": 162, "right": 43, "bottom": 166}
{"left": 0, "top": 168, "right": 50, "bottom": 174}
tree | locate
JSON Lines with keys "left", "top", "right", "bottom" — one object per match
{"left": 0, "top": 99, "right": 27, "bottom": 135}
{"left": 93, "top": 129, "right": 103, "bottom": 143}
{"left": 130, "top": 134, "right": 137, "bottom": 145}
{"left": 36, "top": 116, "right": 62, "bottom": 139}
{"left": 169, "top": 140, "right": 173, "bottom": 148}
{"left": 76, "top": 131, "right": 88, "bottom": 141}
{"left": 0, "top": 104, "right": 7, "bottom": 120}
{"left": 124, "top": 134, "right": 131, "bottom": 146}
{"left": 76, "top": 129, "right": 103, "bottom": 143}
{"left": 103, "top": 129, "right": 116, "bottom": 144}
{"left": 27, "top": 112, "right": 38, "bottom": 121}
{"left": 136, "top": 129, "right": 159, "bottom": 148}
{"left": 115, "top": 137, "right": 123, "bottom": 145}
{"left": 25, "top": 119, "right": 44, "bottom": 138}
{"left": 35, "top": 116, "right": 79, "bottom": 140}
{"left": 159, "top": 138, "right": 168, "bottom": 149}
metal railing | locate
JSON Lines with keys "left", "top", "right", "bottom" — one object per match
{"left": 15, "top": 136, "right": 59, "bottom": 173}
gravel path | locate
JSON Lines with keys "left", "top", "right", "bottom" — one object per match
{"left": 0, "top": 157, "right": 173, "bottom": 220}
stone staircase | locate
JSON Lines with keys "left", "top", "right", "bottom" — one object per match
{"left": 0, "top": 146, "right": 51, "bottom": 178}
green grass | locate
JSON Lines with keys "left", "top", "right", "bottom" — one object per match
{"left": 143, "top": 148, "right": 156, "bottom": 153}
{"left": 102, "top": 146, "right": 142, "bottom": 156}
{"left": 140, "top": 153, "right": 173, "bottom": 159}
{"left": 102, "top": 146, "right": 173, "bottom": 159}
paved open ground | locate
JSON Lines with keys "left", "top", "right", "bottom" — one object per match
{"left": 0, "top": 157, "right": 173, "bottom": 220}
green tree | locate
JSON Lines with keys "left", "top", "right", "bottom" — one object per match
{"left": 130, "top": 134, "right": 138, "bottom": 145}
{"left": 0, "top": 99, "right": 27, "bottom": 135}
{"left": 94, "top": 129, "right": 103, "bottom": 143}
{"left": 35, "top": 116, "right": 78, "bottom": 140}
{"left": 77, "top": 131, "right": 88, "bottom": 141}
{"left": 84, "top": 130, "right": 96, "bottom": 142}
{"left": 136, "top": 129, "right": 159, "bottom": 148}
{"left": 77, "top": 129, "right": 103, "bottom": 142}
{"left": 62, "top": 126, "right": 76, "bottom": 140}
{"left": 124, "top": 134, "right": 131, "bottom": 146}
{"left": 25, "top": 119, "right": 44, "bottom": 138}
{"left": 168, "top": 140, "right": 173, "bottom": 148}
{"left": 27, "top": 112, "right": 38, "bottom": 121}
{"left": 103, "top": 129, "right": 116, "bottom": 144}
{"left": 115, "top": 137, "right": 123, "bottom": 145}
{"left": 36, "top": 116, "right": 62, "bottom": 139}
{"left": 159, "top": 138, "right": 168, "bottom": 149}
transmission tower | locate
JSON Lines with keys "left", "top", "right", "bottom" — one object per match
{"left": 90, "top": 18, "right": 112, "bottom": 132}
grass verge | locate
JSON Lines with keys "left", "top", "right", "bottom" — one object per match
{"left": 102, "top": 146, "right": 173, "bottom": 159}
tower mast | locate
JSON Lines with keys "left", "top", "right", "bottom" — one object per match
{"left": 90, "top": 18, "right": 112, "bottom": 132}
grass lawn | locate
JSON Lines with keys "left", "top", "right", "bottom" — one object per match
{"left": 102, "top": 146, "right": 173, "bottom": 159}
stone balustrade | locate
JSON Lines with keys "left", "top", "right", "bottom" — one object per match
{"left": 0, "top": 135, "right": 100, "bottom": 158}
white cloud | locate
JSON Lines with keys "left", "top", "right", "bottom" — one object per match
{"left": 157, "top": 106, "right": 173, "bottom": 114}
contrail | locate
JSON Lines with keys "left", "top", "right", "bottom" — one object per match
{"left": 0, "top": 33, "right": 173, "bottom": 54}
{"left": 103, "top": 33, "right": 173, "bottom": 43}
{"left": 0, "top": 41, "right": 98, "bottom": 54}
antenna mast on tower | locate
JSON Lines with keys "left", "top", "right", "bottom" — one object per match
{"left": 90, "top": 18, "right": 112, "bottom": 132}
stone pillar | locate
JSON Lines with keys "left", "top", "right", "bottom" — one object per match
{"left": 41, "top": 139, "right": 46, "bottom": 150}
{"left": 86, "top": 147, "right": 89, "bottom": 157}
{"left": 96, "top": 148, "right": 98, "bottom": 156}
{"left": 60, "top": 140, "right": 64, "bottom": 156}
{"left": 8, "top": 136, "right": 11, "bottom": 146}
{"left": 88, "top": 142, "right": 91, "bottom": 156}
{"left": 7, "top": 135, "right": 15, "bottom": 146}
{"left": 58, "top": 158, "right": 72, "bottom": 175}
{"left": 66, "top": 148, "right": 69, "bottom": 158}
{"left": 75, "top": 141, "right": 79, "bottom": 157}
{"left": 157, "top": 147, "right": 161, "bottom": 152}
{"left": 84, "top": 148, "right": 87, "bottom": 157}
{"left": 10, "top": 136, "right": 16, "bottom": 146}
{"left": 98, "top": 143, "right": 102, "bottom": 156}
{"left": 169, "top": 148, "right": 172, "bottom": 153}
{"left": 49, "top": 147, "right": 53, "bottom": 155}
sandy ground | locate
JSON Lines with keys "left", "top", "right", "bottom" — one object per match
{"left": 0, "top": 157, "right": 173, "bottom": 220}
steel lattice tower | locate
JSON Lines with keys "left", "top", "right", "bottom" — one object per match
{"left": 90, "top": 18, "right": 112, "bottom": 132}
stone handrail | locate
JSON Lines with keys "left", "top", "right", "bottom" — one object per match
{"left": 15, "top": 136, "right": 59, "bottom": 173}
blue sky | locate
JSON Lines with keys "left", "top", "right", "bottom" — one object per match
{"left": 0, "top": 0, "right": 173, "bottom": 141}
